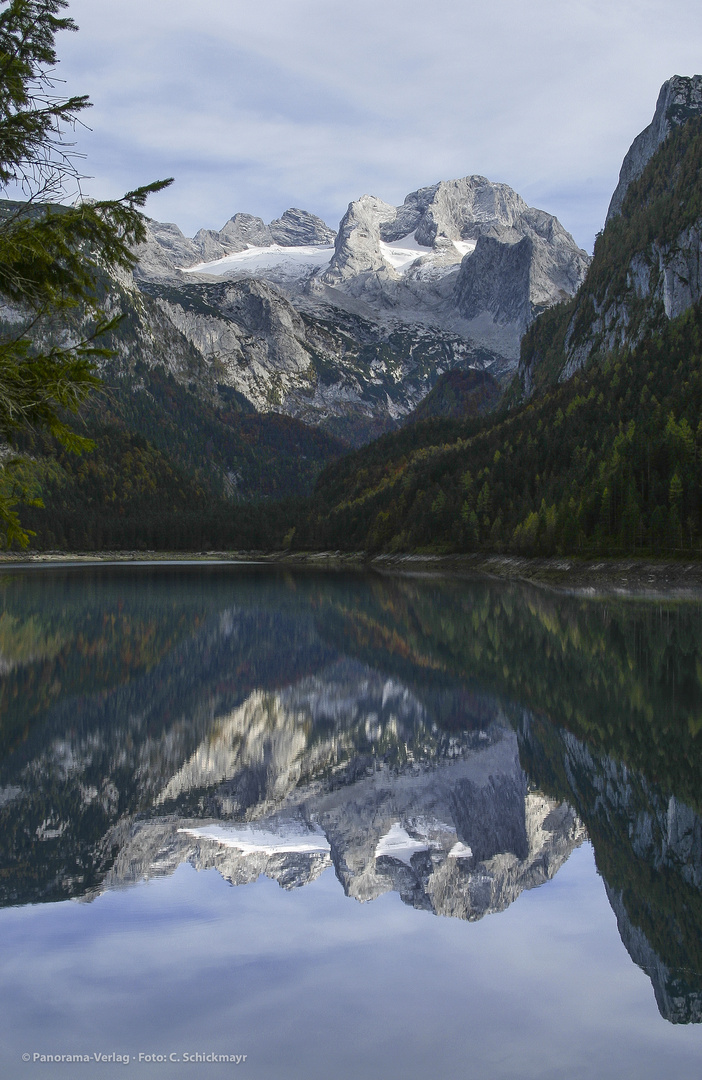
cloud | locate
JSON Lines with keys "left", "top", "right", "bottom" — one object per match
{"left": 1, "top": 850, "right": 699, "bottom": 1079}
{"left": 56, "top": 0, "right": 702, "bottom": 249}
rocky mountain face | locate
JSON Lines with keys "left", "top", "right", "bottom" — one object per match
{"left": 136, "top": 208, "right": 336, "bottom": 280}
{"left": 141, "top": 277, "right": 488, "bottom": 444}
{"left": 316, "top": 177, "right": 587, "bottom": 346}
{"left": 130, "top": 175, "right": 588, "bottom": 438}
{"left": 3, "top": 570, "right": 702, "bottom": 1019}
{"left": 607, "top": 75, "right": 702, "bottom": 220}
{"left": 13, "top": 270, "right": 345, "bottom": 506}
{"left": 517, "top": 75, "right": 702, "bottom": 400}
{"left": 519, "top": 712, "right": 702, "bottom": 1024}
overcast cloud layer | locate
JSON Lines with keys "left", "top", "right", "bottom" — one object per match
{"left": 56, "top": 0, "right": 702, "bottom": 252}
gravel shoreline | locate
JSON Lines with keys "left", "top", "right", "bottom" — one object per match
{"left": 2, "top": 549, "right": 702, "bottom": 596}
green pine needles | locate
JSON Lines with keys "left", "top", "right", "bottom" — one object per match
{"left": 0, "top": 0, "right": 171, "bottom": 545}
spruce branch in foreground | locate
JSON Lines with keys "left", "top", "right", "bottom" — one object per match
{"left": 0, "top": 0, "right": 172, "bottom": 545}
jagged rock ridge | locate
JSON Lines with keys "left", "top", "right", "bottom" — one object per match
{"left": 130, "top": 174, "right": 588, "bottom": 436}
{"left": 607, "top": 75, "right": 702, "bottom": 220}
{"left": 135, "top": 208, "right": 336, "bottom": 281}
{"left": 317, "top": 176, "right": 588, "bottom": 352}
{"left": 517, "top": 74, "right": 702, "bottom": 399}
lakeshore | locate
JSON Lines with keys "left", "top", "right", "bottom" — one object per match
{"left": 3, "top": 549, "right": 702, "bottom": 596}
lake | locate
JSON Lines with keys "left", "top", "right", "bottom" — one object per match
{"left": 1, "top": 563, "right": 701, "bottom": 1079}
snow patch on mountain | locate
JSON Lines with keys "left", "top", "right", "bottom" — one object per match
{"left": 182, "top": 243, "right": 335, "bottom": 283}
{"left": 448, "top": 842, "right": 474, "bottom": 859}
{"left": 375, "top": 822, "right": 433, "bottom": 866}
{"left": 179, "top": 822, "right": 331, "bottom": 856}
{"left": 184, "top": 233, "right": 474, "bottom": 285}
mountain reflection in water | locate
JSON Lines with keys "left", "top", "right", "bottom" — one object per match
{"left": 1, "top": 565, "right": 702, "bottom": 1027}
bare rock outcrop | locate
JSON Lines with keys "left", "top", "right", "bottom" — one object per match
{"left": 269, "top": 207, "right": 336, "bottom": 246}
{"left": 314, "top": 176, "right": 588, "bottom": 356}
{"left": 131, "top": 174, "right": 589, "bottom": 428}
{"left": 321, "top": 194, "right": 400, "bottom": 286}
{"left": 607, "top": 75, "right": 702, "bottom": 221}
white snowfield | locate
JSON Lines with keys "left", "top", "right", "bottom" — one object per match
{"left": 178, "top": 823, "right": 331, "bottom": 856}
{"left": 448, "top": 842, "right": 474, "bottom": 859}
{"left": 374, "top": 822, "right": 433, "bottom": 866}
{"left": 378, "top": 233, "right": 432, "bottom": 272}
{"left": 181, "top": 243, "right": 335, "bottom": 281}
{"left": 180, "top": 234, "right": 474, "bottom": 283}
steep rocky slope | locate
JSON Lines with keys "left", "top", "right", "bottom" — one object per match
{"left": 520, "top": 713, "right": 702, "bottom": 1024}
{"left": 130, "top": 175, "right": 588, "bottom": 437}
{"left": 517, "top": 75, "right": 702, "bottom": 399}
{"left": 293, "top": 75, "right": 702, "bottom": 559}
{"left": 314, "top": 176, "right": 588, "bottom": 354}
{"left": 140, "top": 276, "right": 494, "bottom": 444}
{"left": 607, "top": 75, "right": 702, "bottom": 220}
{"left": 3, "top": 268, "right": 344, "bottom": 515}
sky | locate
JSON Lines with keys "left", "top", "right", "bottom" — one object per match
{"left": 53, "top": 0, "right": 702, "bottom": 253}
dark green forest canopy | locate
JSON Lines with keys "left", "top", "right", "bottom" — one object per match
{"left": 293, "top": 302, "right": 702, "bottom": 555}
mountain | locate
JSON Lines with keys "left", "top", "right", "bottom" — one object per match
{"left": 130, "top": 176, "right": 588, "bottom": 438}
{"left": 607, "top": 75, "right": 702, "bottom": 221}
{"left": 12, "top": 78, "right": 702, "bottom": 554}
{"left": 517, "top": 75, "right": 702, "bottom": 399}
{"left": 138, "top": 275, "right": 490, "bottom": 445}
{"left": 3, "top": 569, "right": 701, "bottom": 1020}
{"left": 9, "top": 169, "right": 591, "bottom": 551}
{"left": 4, "top": 268, "right": 345, "bottom": 550}
{"left": 289, "top": 75, "right": 702, "bottom": 559}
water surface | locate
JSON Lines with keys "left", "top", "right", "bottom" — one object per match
{"left": 1, "top": 565, "right": 701, "bottom": 1078}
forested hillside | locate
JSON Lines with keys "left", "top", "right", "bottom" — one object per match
{"left": 515, "top": 114, "right": 702, "bottom": 399}
{"left": 6, "top": 65, "right": 702, "bottom": 557}
{"left": 285, "top": 115, "right": 702, "bottom": 557}
{"left": 0, "top": 267, "right": 343, "bottom": 550}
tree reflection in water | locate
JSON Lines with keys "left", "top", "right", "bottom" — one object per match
{"left": 1, "top": 565, "right": 701, "bottom": 1023}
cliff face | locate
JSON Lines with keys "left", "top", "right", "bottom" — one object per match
{"left": 517, "top": 76, "right": 702, "bottom": 400}
{"left": 141, "top": 277, "right": 494, "bottom": 444}
{"left": 103, "top": 698, "right": 584, "bottom": 923}
{"left": 519, "top": 713, "right": 702, "bottom": 1024}
{"left": 607, "top": 76, "right": 702, "bottom": 220}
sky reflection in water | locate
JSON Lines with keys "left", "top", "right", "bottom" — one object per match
{"left": 0, "top": 565, "right": 701, "bottom": 1078}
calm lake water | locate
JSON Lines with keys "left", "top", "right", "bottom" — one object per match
{"left": 1, "top": 563, "right": 702, "bottom": 1079}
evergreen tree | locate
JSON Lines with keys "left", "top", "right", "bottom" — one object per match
{"left": 0, "top": 0, "right": 171, "bottom": 544}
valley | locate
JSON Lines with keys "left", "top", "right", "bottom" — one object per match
{"left": 5, "top": 76, "right": 702, "bottom": 559}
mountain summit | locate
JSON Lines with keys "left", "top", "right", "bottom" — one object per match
{"left": 607, "top": 75, "right": 702, "bottom": 221}
{"left": 137, "top": 174, "right": 588, "bottom": 366}
{"left": 292, "top": 75, "right": 702, "bottom": 560}
{"left": 518, "top": 74, "right": 702, "bottom": 398}
{"left": 129, "top": 173, "right": 587, "bottom": 441}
